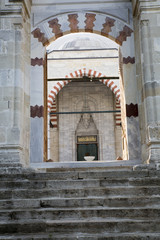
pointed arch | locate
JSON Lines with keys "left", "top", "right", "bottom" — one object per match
{"left": 48, "top": 68, "right": 120, "bottom": 112}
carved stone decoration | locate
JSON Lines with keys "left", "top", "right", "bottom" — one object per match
{"left": 123, "top": 56, "right": 135, "bottom": 64}
{"left": 101, "top": 17, "right": 115, "bottom": 36}
{"left": 30, "top": 105, "right": 44, "bottom": 118}
{"left": 68, "top": 14, "right": 79, "bottom": 32}
{"left": 31, "top": 57, "right": 43, "bottom": 66}
{"left": 126, "top": 103, "right": 138, "bottom": 118}
{"left": 148, "top": 124, "right": 160, "bottom": 143}
{"left": 76, "top": 101, "right": 98, "bottom": 135}
{"left": 76, "top": 114, "right": 98, "bottom": 135}
{"left": 48, "top": 18, "right": 63, "bottom": 38}
{"left": 116, "top": 25, "right": 133, "bottom": 45}
{"left": 31, "top": 28, "right": 49, "bottom": 46}
{"left": 85, "top": 13, "right": 96, "bottom": 32}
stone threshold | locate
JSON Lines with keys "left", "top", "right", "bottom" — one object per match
{"left": 30, "top": 159, "right": 141, "bottom": 171}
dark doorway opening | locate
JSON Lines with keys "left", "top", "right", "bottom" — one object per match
{"left": 77, "top": 143, "right": 98, "bottom": 161}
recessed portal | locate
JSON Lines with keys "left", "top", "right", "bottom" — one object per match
{"left": 46, "top": 33, "right": 124, "bottom": 162}
{"left": 77, "top": 143, "right": 98, "bottom": 161}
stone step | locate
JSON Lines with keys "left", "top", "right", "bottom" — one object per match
{"left": 1, "top": 232, "right": 160, "bottom": 240}
{"left": 0, "top": 177, "right": 160, "bottom": 189}
{"left": 0, "top": 219, "right": 160, "bottom": 234}
{"left": 0, "top": 167, "right": 23, "bottom": 174}
{"left": 0, "top": 170, "right": 152, "bottom": 181}
{"left": 1, "top": 195, "right": 160, "bottom": 209}
{"left": 0, "top": 163, "right": 22, "bottom": 168}
{"left": 0, "top": 186, "right": 160, "bottom": 199}
{"left": 0, "top": 207, "right": 160, "bottom": 221}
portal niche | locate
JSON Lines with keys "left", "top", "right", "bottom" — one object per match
{"left": 76, "top": 105, "right": 98, "bottom": 161}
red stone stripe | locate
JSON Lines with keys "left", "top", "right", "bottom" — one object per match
{"left": 88, "top": 69, "right": 92, "bottom": 76}
{"left": 126, "top": 103, "right": 138, "bottom": 117}
{"left": 48, "top": 18, "right": 63, "bottom": 38}
{"left": 115, "top": 89, "right": 120, "bottom": 95}
{"left": 79, "top": 69, "right": 83, "bottom": 77}
{"left": 75, "top": 71, "right": 79, "bottom": 77}
{"left": 112, "top": 85, "right": 117, "bottom": 92}
{"left": 93, "top": 71, "right": 97, "bottom": 77}
{"left": 31, "top": 58, "right": 43, "bottom": 66}
{"left": 30, "top": 105, "right": 44, "bottom": 118}
{"left": 51, "top": 90, "right": 56, "bottom": 95}
{"left": 54, "top": 86, "right": 59, "bottom": 92}
{"left": 85, "top": 13, "right": 96, "bottom": 32}
{"left": 70, "top": 73, "right": 74, "bottom": 78}
{"left": 31, "top": 28, "right": 49, "bottom": 46}
{"left": 68, "top": 14, "right": 79, "bottom": 33}
{"left": 123, "top": 57, "right": 135, "bottom": 64}
{"left": 101, "top": 17, "right": 115, "bottom": 36}
{"left": 57, "top": 82, "right": 63, "bottom": 89}
{"left": 108, "top": 81, "right": 114, "bottom": 88}
{"left": 116, "top": 25, "right": 133, "bottom": 45}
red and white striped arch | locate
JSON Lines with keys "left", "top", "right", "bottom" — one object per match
{"left": 48, "top": 68, "right": 120, "bottom": 112}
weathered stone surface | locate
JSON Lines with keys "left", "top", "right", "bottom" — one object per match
{"left": 0, "top": 167, "right": 160, "bottom": 238}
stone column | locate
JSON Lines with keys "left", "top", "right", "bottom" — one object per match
{"left": 0, "top": 0, "right": 31, "bottom": 166}
{"left": 140, "top": 19, "right": 160, "bottom": 165}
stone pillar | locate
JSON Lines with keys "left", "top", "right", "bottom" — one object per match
{"left": 121, "top": 35, "right": 141, "bottom": 161}
{"left": 140, "top": 19, "right": 160, "bottom": 165}
{"left": 0, "top": 0, "right": 31, "bottom": 166}
{"left": 30, "top": 25, "right": 48, "bottom": 164}
{"left": 133, "top": 0, "right": 160, "bottom": 166}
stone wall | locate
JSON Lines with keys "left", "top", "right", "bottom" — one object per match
{"left": 49, "top": 81, "right": 122, "bottom": 162}
{"left": 0, "top": 0, "right": 31, "bottom": 166}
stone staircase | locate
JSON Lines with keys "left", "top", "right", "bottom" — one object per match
{"left": 0, "top": 163, "right": 160, "bottom": 239}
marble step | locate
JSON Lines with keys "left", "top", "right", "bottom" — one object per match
{"left": 0, "top": 207, "right": 160, "bottom": 221}
{"left": 0, "top": 219, "right": 160, "bottom": 234}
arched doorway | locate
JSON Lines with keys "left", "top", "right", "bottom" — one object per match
{"left": 30, "top": 11, "right": 141, "bottom": 165}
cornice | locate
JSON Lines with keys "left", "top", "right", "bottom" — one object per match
{"left": 2, "top": 0, "right": 32, "bottom": 18}
{"left": 132, "top": 0, "right": 160, "bottom": 17}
